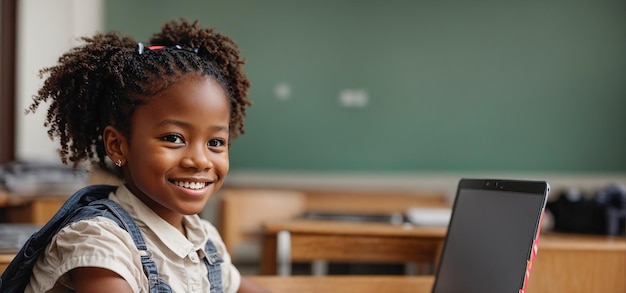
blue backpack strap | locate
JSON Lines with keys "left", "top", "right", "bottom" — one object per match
{"left": 0, "top": 184, "right": 223, "bottom": 292}
{"left": 0, "top": 185, "right": 116, "bottom": 293}
{"left": 0, "top": 185, "right": 173, "bottom": 293}
{"left": 203, "top": 239, "right": 224, "bottom": 293}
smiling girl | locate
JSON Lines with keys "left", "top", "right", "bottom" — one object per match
{"left": 22, "top": 19, "right": 267, "bottom": 293}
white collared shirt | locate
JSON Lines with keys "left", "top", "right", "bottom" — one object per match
{"left": 26, "top": 185, "right": 241, "bottom": 293}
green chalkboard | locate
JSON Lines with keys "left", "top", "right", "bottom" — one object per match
{"left": 105, "top": 0, "right": 626, "bottom": 173}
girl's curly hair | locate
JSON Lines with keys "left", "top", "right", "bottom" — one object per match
{"left": 27, "top": 19, "right": 251, "bottom": 174}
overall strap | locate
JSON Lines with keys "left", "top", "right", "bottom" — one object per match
{"left": 87, "top": 199, "right": 173, "bottom": 293}
{"left": 100, "top": 199, "right": 225, "bottom": 292}
{"left": 203, "top": 239, "right": 224, "bottom": 293}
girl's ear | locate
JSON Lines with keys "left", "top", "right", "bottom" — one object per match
{"left": 103, "top": 125, "right": 128, "bottom": 165}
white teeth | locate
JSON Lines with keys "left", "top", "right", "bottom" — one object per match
{"left": 175, "top": 181, "right": 206, "bottom": 190}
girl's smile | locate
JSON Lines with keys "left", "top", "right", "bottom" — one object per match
{"left": 171, "top": 179, "right": 209, "bottom": 190}
{"left": 170, "top": 178, "right": 212, "bottom": 198}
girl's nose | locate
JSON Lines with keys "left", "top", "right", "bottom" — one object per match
{"left": 181, "top": 146, "right": 213, "bottom": 170}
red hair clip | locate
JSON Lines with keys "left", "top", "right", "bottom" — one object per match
{"left": 136, "top": 43, "right": 198, "bottom": 55}
{"left": 148, "top": 45, "right": 165, "bottom": 50}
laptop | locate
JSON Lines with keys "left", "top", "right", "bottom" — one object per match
{"left": 431, "top": 178, "right": 550, "bottom": 293}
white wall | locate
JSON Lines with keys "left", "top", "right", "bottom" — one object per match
{"left": 16, "top": 0, "right": 103, "bottom": 162}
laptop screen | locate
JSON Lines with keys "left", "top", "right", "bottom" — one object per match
{"left": 432, "top": 179, "right": 549, "bottom": 293}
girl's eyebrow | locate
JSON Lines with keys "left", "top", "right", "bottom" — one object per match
{"left": 157, "top": 119, "right": 229, "bottom": 132}
{"left": 158, "top": 119, "right": 190, "bottom": 128}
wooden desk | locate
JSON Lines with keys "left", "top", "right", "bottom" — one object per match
{"left": 261, "top": 219, "right": 626, "bottom": 293}
{"left": 217, "top": 187, "right": 449, "bottom": 264}
{"left": 2, "top": 232, "right": 623, "bottom": 292}
{"left": 0, "top": 254, "right": 14, "bottom": 275}
{"left": 260, "top": 219, "right": 447, "bottom": 275}
{"left": 526, "top": 233, "right": 626, "bottom": 293}
{"left": 0, "top": 189, "right": 68, "bottom": 224}
{"left": 247, "top": 275, "right": 434, "bottom": 293}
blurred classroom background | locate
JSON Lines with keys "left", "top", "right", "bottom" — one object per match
{"left": 1, "top": 0, "right": 625, "bottom": 290}
{"left": 4, "top": 0, "right": 624, "bottom": 198}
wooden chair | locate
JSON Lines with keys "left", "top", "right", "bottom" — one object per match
{"left": 216, "top": 188, "right": 306, "bottom": 264}
{"left": 300, "top": 188, "right": 449, "bottom": 213}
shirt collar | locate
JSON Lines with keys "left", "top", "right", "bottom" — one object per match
{"left": 110, "top": 184, "right": 208, "bottom": 258}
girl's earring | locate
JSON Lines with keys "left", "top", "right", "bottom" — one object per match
{"left": 115, "top": 159, "right": 123, "bottom": 167}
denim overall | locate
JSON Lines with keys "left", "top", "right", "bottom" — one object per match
{"left": 0, "top": 185, "right": 224, "bottom": 293}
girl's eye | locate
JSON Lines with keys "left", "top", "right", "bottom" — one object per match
{"left": 162, "top": 134, "right": 184, "bottom": 144}
{"left": 208, "top": 138, "right": 226, "bottom": 148}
